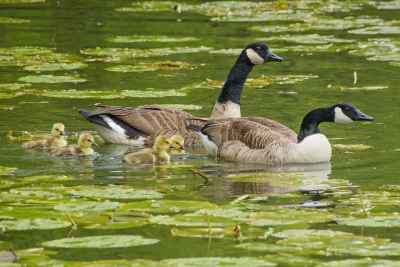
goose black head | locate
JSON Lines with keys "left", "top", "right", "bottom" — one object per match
{"left": 332, "top": 103, "right": 374, "bottom": 124}
{"left": 244, "top": 42, "right": 283, "bottom": 65}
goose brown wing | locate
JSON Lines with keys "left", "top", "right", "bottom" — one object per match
{"left": 243, "top": 117, "right": 297, "bottom": 143}
{"left": 202, "top": 118, "right": 296, "bottom": 149}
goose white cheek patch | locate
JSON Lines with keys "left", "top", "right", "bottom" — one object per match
{"left": 245, "top": 48, "right": 264, "bottom": 65}
{"left": 334, "top": 107, "right": 353, "bottom": 124}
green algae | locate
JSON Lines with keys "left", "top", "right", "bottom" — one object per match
{"left": 107, "top": 35, "right": 198, "bottom": 43}
{"left": 42, "top": 235, "right": 159, "bottom": 249}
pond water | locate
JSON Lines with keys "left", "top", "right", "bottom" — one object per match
{"left": 0, "top": 0, "right": 400, "bottom": 266}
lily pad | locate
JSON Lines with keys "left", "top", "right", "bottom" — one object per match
{"left": 18, "top": 75, "right": 86, "bottom": 84}
{"left": 0, "top": 218, "right": 71, "bottom": 232}
{"left": 107, "top": 35, "right": 198, "bottom": 43}
{"left": 349, "top": 25, "right": 400, "bottom": 35}
{"left": 42, "top": 235, "right": 159, "bottom": 249}
{"left": 121, "top": 200, "right": 216, "bottom": 214}
{"left": 81, "top": 46, "right": 212, "bottom": 63}
{"left": 337, "top": 85, "right": 388, "bottom": 91}
{"left": 0, "top": 17, "right": 29, "bottom": 24}
{"left": 266, "top": 34, "right": 355, "bottom": 44}
{"left": 69, "top": 185, "right": 164, "bottom": 200}
{"left": 23, "top": 62, "right": 88, "bottom": 72}
{"left": 371, "top": 0, "right": 400, "bottom": 10}
{"left": 317, "top": 258, "right": 400, "bottom": 267}
{"left": 171, "top": 227, "right": 225, "bottom": 239}
{"left": 105, "top": 61, "right": 197, "bottom": 73}
{"left": 337, "top": 216, "right": 400, "bottom": 227}
{"left": 116, "top": 1, "right": 181, "bottom": 12}
{"left": 161, "top": 257, "right": 276, "bottom": 267}
{"left": 149, "top": 214, "right": 234, "bottom": 227}
{"left": 333, "top": 144, "right": 372, "bottom": 151}
{"left": 54, "top": 201, "right": 120, "bottom": 213}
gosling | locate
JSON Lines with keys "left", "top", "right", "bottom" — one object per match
{"left": 50, "top": 132, "right": 95, "bottom": 157}
{"left": 124, "top": 135, "right": 179, "bottom": 164}
{"left": 168, "top": 134, "right": 185, "bottom": 155}
{"left": 22, "top": 123, "right": 67, "bottom": 150}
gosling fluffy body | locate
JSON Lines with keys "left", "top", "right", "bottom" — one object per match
{"left": 123, "top": 135, "right": 184, "bottom": 164}
{"left": 50, "top": 132, "right": 95, "bottom": 156}
{"left": 22, "top": 123, "right": 67, "bottom": 150}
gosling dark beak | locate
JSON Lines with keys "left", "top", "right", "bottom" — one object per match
{"left": 355, "top": 111, "right": 374, "bottom": 121}
{"left": 267, "top": 51, "right": 283, "bottom": 62}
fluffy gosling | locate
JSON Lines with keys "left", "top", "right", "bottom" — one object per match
{"left": 167, "top": 134, "right": 185, "bottom": 155}
{"left": 124, "top": 135, "right": 173, "bottom": 164}
{"left": 22, "top": 123, "right": 67, "bottom": 150}
{"left": 50, "top": 132, "right": 95, "bottom": 157}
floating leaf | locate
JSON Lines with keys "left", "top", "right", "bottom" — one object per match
{"left": 0, "top": 16, "right": 29, "bottom": 24}
{"left": 0, "top": 218, "right": 71, "bottom": 232}
{"left": 371, "top": 0, "right": 400, "bottom": 10}
{"left": 0, "top": 0, "right": 45, "bottom": 3}
{"left": 107, "top": 35, "right": 198, "bottom": 43}
{"left": 105, "top": 61, "right": 198, "bottom": 73}
{"left": 23, "top": 62, "right": 87, "bottom": 72}
{"left": 121, "top": 200, "right": 216, "bottom": 215}
{"left": 81, "top": 46, "right": 212, "bottom": 63}
{"left": 156, "top": 104, "right": 202, "bottom": 111}
{"left": 337, "top": 85, "right": 388, "bottom": 91}
{"left": 209, "top": 48, "right": 243, "bottom": 55}
{"left": 84, "top": 217, "right": 149, "bottom": 230}
{"left": 54, "top": 201, "right": 120, "bottom": 213}
{"left": 0, "top": 166, "right": 16, "bottom": 176}
{"left": 337, "top": 216, "right": 400, "bottom": 227}
{"left": 116, "top": 1, "right": 181, "bottom": 12}
{"left": 69, "top": 185, "right": 164, "bottom": 200}
{"left": 149, "top": 215, "right": 233, "bottom": 227}
{"left": 18, "top": 75, "right": 86, "bottom": 84}
{"left": 161, "top": 257, "right": 276, "bottom": 267}
{"left": 349, "top": 38, "right": 400, "bottom": 62}
{"left": 317, "top": 258, "right": 400, "bottom": 267}
{"left": 267, "top": 34, "right": 355, "bottom": 44}
{"left": 42, "top": 235, "right": 159, "bottom": 249}
{"left": 349, "top": 25, "right": 400, "bottom": 35}
{"left": 333, "top": 144, "right": 372, "bottom": 151}
{"left": 171, "top": 227, "right": 225, "bottom": 239}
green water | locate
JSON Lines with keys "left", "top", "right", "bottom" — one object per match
{"left": 1, "top": 0, "right": 400, "bottom": 266}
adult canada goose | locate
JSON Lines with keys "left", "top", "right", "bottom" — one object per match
{"left": 22, "top": 123, "right": 67, "bottom": 150}
{"left": 79, "top": 42, "right": 283, "bottom": 148}
{"left": 190, "top": 103, "right": 373, "bottom": 165}
{"left": 50, "top": 132, "right": 96, "bottom": 157}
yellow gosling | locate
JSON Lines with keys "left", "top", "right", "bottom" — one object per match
{"left": 168, "top": 134, "right": 185, "bottom": 155}
{"left": 50, "top": 132, "right": 95, "bottom": 157}
{"left": 22, "top": 123, "right": 67, "bottom": 150}
{"left": 124, "top": 135, "right": 171, "bottom": 164}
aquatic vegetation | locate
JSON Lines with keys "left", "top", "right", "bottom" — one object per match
{"left": 156, "top": 104, "right": 202, "bottom": 111}
{"left": 337, "top": 216, "right": 400, "bottom": 227}
{"left": 0, "top": 16, "right": 29, "bottom": 23}
{"left": 0, "top": 0, "right": 45, "bottom": 3}
{"left": 69, "top": 185, "right": 164, "bottom": 200}
{"left": 266, "top": 34, "right": 355, "bottom": 45}
{"left": 105, "top": 61, "right": 198, "bottom": 73}
{"left": 121, "top": 199, "right": 216, "bottom": 214}
{"left": 371, "top": 0, "right": 400, "bottom": 10}
{"left": 81, "top": 46, "right": 212, "bottom": 63}
{"left": 349, "top": 25, "right": 400, "bottom": 35}
{"left": 349, "top": 38, "right": 400, "bottom": 62}
{"left": 107, "top": 35, "right": 198, "bottom": 43}
{"left": 18, "top": 74, "right": 87, "bottom": 84}
{"left": 336, "top": 85, "right": 388, "bottom": 91}
{"left": 42, "top": 235, "right": 159, "bottom": 249}
{"left": 317, "top": 259, "right": 400, "bottom": 267}
{"left": 161, "top": 257, "right": 276, "bottom": 267}
{"left": 0, "top": 218, "right": 71, "bottom": 232}
{"left": 333, "top": 144, "right": 372, "bottom": 151}
{"left": 0, "top": 166, "right": 16, "bottom": 176}
{"left": 23, "top": 62, "right": 88, "bottom": 72}
{"left": 54, "top": 201, "right": 120, "bottom": 213}
{"left": 116, "top": 1, "right": 181, "bottom": 12}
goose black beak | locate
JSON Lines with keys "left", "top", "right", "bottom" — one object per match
{"left": 267, "top": 51, "right": 283, "bottom": 62}
{"left": 355, "top": 111, "right": 374, "bottom": 121}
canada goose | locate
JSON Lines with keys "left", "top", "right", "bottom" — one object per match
{"left": 190, "top": 104, "right": 374, "bottom": 165}
{"left": 50, "top": 132, "right": 95, "bottom": 157}
{"left": 123, "top": 135, "right": 176, "bottom": 164}
{"left": 79, "top": 42, "right": 283, "bottom": 148}
{"left": 22, "top": 123, "right": 67, "bottom": 150}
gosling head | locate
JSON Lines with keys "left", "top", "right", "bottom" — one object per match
{"left": 153, "top": 135, "right": 171, "bottom": 153}
{"left": 244, "top": 42, "right": 283, "bottom": 65}
{"left": 51, "top": 123, "right": 65, "bottom": 137}
{"left": 332, "top": 103, "right": 374, "bottom": 124}
{"left": 168, "top": 135, "right": 185, "bottom": 155}
{"left": 78, "top": 132, "right": 96, "bottom": 149}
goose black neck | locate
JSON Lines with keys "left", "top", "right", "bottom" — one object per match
{"left": 297, "top": 107, "right": 333, "bottom": 143}
{"left": 217, "top": 53, "right": 254, "bottom": 105}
